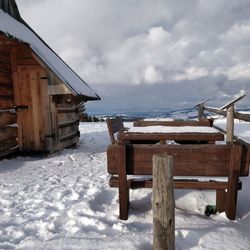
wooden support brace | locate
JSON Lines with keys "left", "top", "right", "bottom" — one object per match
{"left": 118, "top": 144, "right": 129, "bottom": 220}
{"left": 225, "top": 143, "right": 242, "bottom": 220}
{"left": 216, "top": 190, "right": 226, "bottom": 213}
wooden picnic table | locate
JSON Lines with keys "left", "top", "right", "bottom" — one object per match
{"left": 117, "top": 126, "right": 225, "bottom": 143}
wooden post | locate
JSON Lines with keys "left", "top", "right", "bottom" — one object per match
{"left": 118, "top": 144, "right": 129, "bottom": 220}
{"left": 198, "top": 104, "right": 204, "bottom": 120}
{"left": 153, "top": 154, "right": 175, "bottom": 250}
{"left": 225, "top": 143, "right": 242, "bottom": 220}
{"left": 226, "top": 105, "right": 234, "bottom": 143}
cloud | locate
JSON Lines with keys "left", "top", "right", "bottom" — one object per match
{"left": 15, "top": 0, "right": 250, "bottom": 110}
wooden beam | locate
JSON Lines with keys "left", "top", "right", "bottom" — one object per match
{"left": 204, "top": 106, "right": 250, "bottom": 122}
{"left": 0, "top": 127, "right": 17, "bottom": 141}
{"left": 109, "top": 176, "right": 229, "bottom": 190}
{"left": 0, "top": 111, "right": 16, "bottom": 127}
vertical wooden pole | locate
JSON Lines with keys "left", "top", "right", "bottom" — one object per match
{"left": 153, "top": 154, "right": 175, "bottom": 250}
{"left": 216, "top": 190, "right": 226, "bottom": 213}
{"left": 10, "top": 46, "right": 23, "bottom": 150}
{"left": 118, "top": 144, "right": 129, "bottom": 220}
{"left": 226, "top": 143, "right": 242, "bottom": 220}
{"left": 198, "top": 104, "right": 204, "bottom": 120}
{"left": 226, "top": 105, "right": 234, "bottom": 143}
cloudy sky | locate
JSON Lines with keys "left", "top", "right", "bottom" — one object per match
{"left": 16, "top": 0, "right": 250, "bottom": 113}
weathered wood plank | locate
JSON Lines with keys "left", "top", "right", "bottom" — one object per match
{"left": 30, "top": 69, "right": 42, "bottom": 149}
{"left": 0, "top": 52, "right": 10, "bottom": 63}
{"left": 17, "top": 47, "right": 33, "bottom": 58}
{"left": 0, "top": 146, "right": 19, "bottom": 158}
{"left": 107, "top": 144, "right": 231, "bottom": 176}
{"left": 0, "top": 62, "right": 11, "bottom": 73}
{"left": 0, "top": 127, "right": 17, "bottom": 141}
{"left": 16, "top": 58, "right": 39, "bottom": 65}
{"left": 58, "top": 119, "right": 79, "bottom": 128}
{"left": 0, "top": 112, "right": 16, "bottom": 127}
{"left": 118, "top": 131, "right": 224, "bottom": 143}
{"left": 58, "top": 134, "right": 79, "bottom": 150}
{"left": 109, "top": 176, "right": 228, "bottom": 190}
{"left": 57, "top": 111, "right": 79, "bottom": 123}
{"left": 134, "top": 118, "right": 213, "bottom": 127}
{"left": 0, "top": 138, "right": 18, "bottom": 152}
{"left": 0, "top": 84, "right": 13, "bottom": 96}
{"left": 225, "top": 143, "right": 242, "bottom": 220}
{"left": 153, "top": 154, "right": 175, "bottom": 250}
{"left": 0, "top": 96, "right": 14, "bottom": 109}
{"left": 204, "top": 106, "right": 250, "bottom": 122}
{"left": 0, "top": 71, "right": 11, "bottom": 83}
{"left": 59, "top": 125, "right": 79, "bottom": 139}
{"left": 0, "top": 48, "right": 10, "bottom": 57}
{"left": 57, "top": 106, "right": 79, "bottom": 113}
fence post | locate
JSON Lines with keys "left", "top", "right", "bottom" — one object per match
{"left": 153, "top": 154, "right": 175, "bottom": 250}
{"left": 226, "top": 105, "right": 234, "bottom": 143}
{"left": 197, "top": 104, "right": 204, "bottom": 120}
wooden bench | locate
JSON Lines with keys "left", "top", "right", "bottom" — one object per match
{"left": 107, "top": 141, "right": 250, "bottom": 220}
{"left": 106, "top": 117, "right": 125, "bottom": 144}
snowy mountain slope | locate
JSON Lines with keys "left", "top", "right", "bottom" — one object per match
{"left": 0, "top": 122, "right": 249, "bottom": 249}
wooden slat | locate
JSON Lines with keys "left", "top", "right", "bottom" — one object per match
{"left": 58, "top": 134, "right": 79, "bottom": 149}
{"left": 118, "top": 131, "right": 224, "bottom": 142}
{"left": 0, "top": 127, "right": 17, "bottom": 141}
{"left": 60, "top": 131, "right": 79, "bottom": 142}
{"left": 237, "top": 139, "right": 250, "bottom": 176}
{"left": 0, "top": 137, "right": 18, "bottom": 152}
{"left": 57, "top": 106, "right": 79, "bottom": 113}
{"left": 0, "top": 62, "right": 11, "bottom": 73}
{"left": 57, "top": 111, "right": 79, "bottom": 123}
{"left": 109, "top": 176, "right": 228, "bottom": 190}
{"left": 107, "top": 144, "right": 231, "bottom": 176}
{"left": 0, "top": 71, "right": 11, "bottom": 84}
{"left": 0, "top": 52, "right": 10, "bottom": 64}
{"left": 0, "top": 112, "right": 16, "bottom": 127}
{"left": 16, "top": 58, "right": 39, "bottom": 65}
{"left": 134, "top": 118, "right": 213, "bottom": 127}
{"left": 17, "top": 47, "right": 33, "bottom": 58}
{"left": 0, "top": 84, "right": 13, "bottom": 96}
{"left": 0, "top": 146, "right": 19, "bottom": 158}
{"left": 58, "top": 119, "right": 79, "bottom": 128}
{"left": 59, "top": 125, "right": 78, "bottom": 139}
{"left": 0, "top": 48, "right": 10, "bottom": 56}
{"left": 0, "top": 96, "right": 14, "bottom": 109}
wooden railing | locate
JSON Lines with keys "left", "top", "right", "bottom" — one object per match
{"left": 195, "top": 93, "right": 250, "bottom": 143}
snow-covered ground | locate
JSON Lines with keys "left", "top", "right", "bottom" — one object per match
{"left": 0, "top": 121, "right": 250, "bottom": 250}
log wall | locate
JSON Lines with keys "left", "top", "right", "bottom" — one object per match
{"left": 0, "top": 47, "right": 18, "bottom": 157}
{"left": 51, "top": 94, "right": 80, "bottom": 151}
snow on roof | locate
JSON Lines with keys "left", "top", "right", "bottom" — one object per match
{"left": 0, "top": 10, "right": 100, "bottom": 100}
{"left": 127, "top": 125, "right": 221, "bottom": 134}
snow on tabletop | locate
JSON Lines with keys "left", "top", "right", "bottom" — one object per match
{"left": 0, "top": 121, "right": 250, "bottom": 250}
{"left": 143, "top": 118, "right": 174, "bottom": 121}
{"left": 127, "top": 125, "right": 221, "bottom": 133}
{"left": 0, "top": 10, "right": 97, "bottom": 98}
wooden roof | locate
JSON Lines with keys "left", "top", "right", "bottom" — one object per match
{"left": 0, "top": 0, "right": 100, "bottom": 101}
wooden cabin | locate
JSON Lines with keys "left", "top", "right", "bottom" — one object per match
{"left": 0, "top": 0, "right": 100, "bottom": 157}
